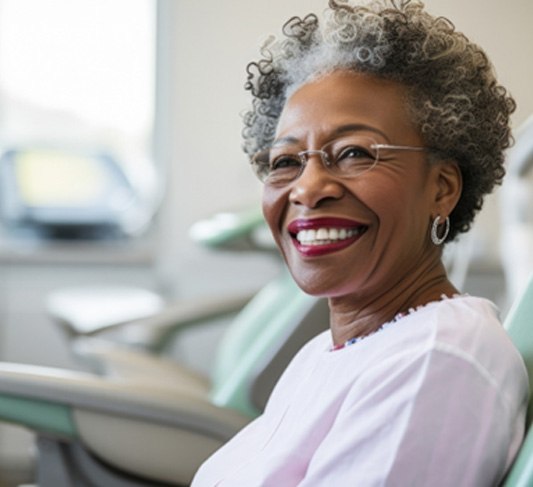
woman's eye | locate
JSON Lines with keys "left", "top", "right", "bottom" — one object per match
{"left": 337, "top": 145, "right": 373, "bottom": 161}
{"left": 271, "top": 155, "right": 301, "bottom": 170}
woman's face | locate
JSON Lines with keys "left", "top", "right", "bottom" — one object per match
{"left": 262, "top": 71, "right": 455, "bottom": 299}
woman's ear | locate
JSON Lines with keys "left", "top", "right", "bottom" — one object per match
{"left": 431, "top": 160, "right": 463, "bottom": 218}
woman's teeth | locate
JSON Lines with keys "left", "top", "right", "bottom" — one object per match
{"left": 295, "top": 227, "right": 364, "bottom": 245}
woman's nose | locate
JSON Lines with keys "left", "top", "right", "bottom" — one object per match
{"left": 288, "top": 157, "right": 344, "bottom": 208}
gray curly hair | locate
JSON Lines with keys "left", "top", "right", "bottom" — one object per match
{"left": 242, "top": 0, "right": 515, "bottom": 242}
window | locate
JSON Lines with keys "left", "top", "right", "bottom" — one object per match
{"left": 0, "top": 0, "right": 158, "bottom": 239}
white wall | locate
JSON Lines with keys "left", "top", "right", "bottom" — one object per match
{"left": 155, "top": 0, "right": 533, "bottom": 299}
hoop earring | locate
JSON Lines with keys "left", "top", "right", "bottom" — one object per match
{"left": 431, "top": 215, "right": 450, "bottom": 246}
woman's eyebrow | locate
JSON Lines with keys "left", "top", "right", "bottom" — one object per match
{"left": 331, "top": 123, "right": 389, "bottom": 141}
{"left": 271, "top": 136, "right": 299, "bottom": 147}
{"left": 272, "top": 123, "right": 390, "bottom": 147}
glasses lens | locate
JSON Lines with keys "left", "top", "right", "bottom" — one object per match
{"left": 251, "top": 148, "right": 271, "bottom": 182}
{"left": 252, "top": 146, "right": 303, "bottom": 185}
{"left": 325, "top": 135, "right": 378, "bottom": 178}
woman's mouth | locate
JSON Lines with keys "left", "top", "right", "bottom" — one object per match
{"left": 287, "top": 218, "right": 368, "bottom": 257}
{"left": 295, "top": 226, "right": 365, "bottom": 245}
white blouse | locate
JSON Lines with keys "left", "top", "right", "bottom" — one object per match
{"left": 193, "top": 296, "right": 529, "bottom": 486}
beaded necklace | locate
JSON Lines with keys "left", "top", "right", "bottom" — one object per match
{"left": 330, "top": 293, "right": 463, "bottom": 352}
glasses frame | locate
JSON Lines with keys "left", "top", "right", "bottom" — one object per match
{"left": 251, "top": 137, "right": 431, "bottom": 185}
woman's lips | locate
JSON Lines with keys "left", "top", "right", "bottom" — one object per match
{"left": 287, "top": 217, "right": 368, "bottom": 257}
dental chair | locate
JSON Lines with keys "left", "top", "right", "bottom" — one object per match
{"left": 0, "top": 271, "right": 329, "bottom": 486}
{"left": 502, "top": 272, "right": 533, "bottom": 486}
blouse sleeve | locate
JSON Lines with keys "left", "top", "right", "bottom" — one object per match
{"left": 299, "top": 345, "right": 526, "bottom": 487}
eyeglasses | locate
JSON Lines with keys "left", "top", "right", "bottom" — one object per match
{"left": 251, "top": 134, "right": 430, "bottom": 186}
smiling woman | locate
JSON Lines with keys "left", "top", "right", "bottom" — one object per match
{"left": 262, "top": 73, "right": 461, "bottom": 310}
{"left": 192, "top": 1, "right": 528, "bottom": 486}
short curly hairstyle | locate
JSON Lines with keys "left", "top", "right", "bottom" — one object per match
{"left": 242, "top": 0, "right": 515, "bottom": 242}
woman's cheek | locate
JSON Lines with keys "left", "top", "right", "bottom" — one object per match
{"left": 262, "top": 187, "right": 289, "bottom": 239}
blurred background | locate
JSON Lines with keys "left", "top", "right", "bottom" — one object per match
{"left": 0, "top": 0, "right": 531, "bottom": 484}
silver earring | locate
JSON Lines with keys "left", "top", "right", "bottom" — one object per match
{"left": 431, "top": 215, "right": 450, "bottom": 246}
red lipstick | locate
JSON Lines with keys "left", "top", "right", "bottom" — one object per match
{"left": 287, "top": 217, "right": 367, "bottom": 257}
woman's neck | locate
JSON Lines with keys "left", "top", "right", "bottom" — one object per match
{"left": 328, "top": 258, "right": 459, "bottom": 346}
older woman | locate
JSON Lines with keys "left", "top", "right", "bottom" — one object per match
{"left": 193, "top": 1, "right": 528, "bottom": 485}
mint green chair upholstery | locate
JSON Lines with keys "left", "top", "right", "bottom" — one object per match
{"left": 503, "top": 273, "right": 533, "bottom": 486}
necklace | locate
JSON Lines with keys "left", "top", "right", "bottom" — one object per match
{"left": 330, "top": 293, "right": 464, "bottom": 352}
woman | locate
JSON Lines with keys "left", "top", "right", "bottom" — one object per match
{"left": 193, "top": 1, "right": 528, "bottom": 485}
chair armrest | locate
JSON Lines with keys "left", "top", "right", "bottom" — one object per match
{"left": 117, "top": 291, "right": 257, "bottom": 352}
{"left": 0, "top": 362, "right": 251, "bottom": 440}
{"left": 54, "top": 290, "right": 255, "bottom": 352}
{"left": 0, "top": 362, "right": 252, "bottom": 484}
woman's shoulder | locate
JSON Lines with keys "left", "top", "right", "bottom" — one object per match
{"left": 385, "top": 295, "right": 528, "bottom": 396}
{"left": 416, "top": 294, "right": 509, "bottom": 352}
{"left": 391, "top": 294, "right": 503, "bottom": 346}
